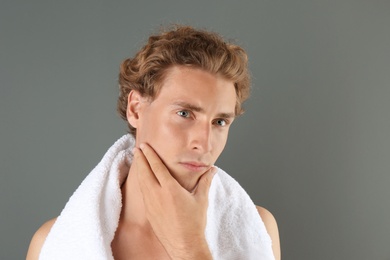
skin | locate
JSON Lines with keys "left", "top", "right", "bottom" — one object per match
{"left": 26, "top": 66, "right": 280, "bottom": 259}
{"left": 129, "top": 66, "right": 237, "bottom": 192}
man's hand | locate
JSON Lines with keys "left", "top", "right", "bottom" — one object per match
{"left": 133, "top": 143, "right": 216, "bottom": 259}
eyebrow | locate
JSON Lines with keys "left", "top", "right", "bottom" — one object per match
{"left": 172, "top": 101, "right": 236, "bottom": 119}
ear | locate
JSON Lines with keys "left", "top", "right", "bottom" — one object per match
{"left": 126, "top": 90, "right": 143, "bottom": 129}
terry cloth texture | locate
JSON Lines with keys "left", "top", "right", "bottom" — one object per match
{"left": 39, "top": 134, "right": 274, "bottom": 260}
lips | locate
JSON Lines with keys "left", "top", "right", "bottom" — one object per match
{"left": 179, "top": 161, "right": 210, "bottom": 172}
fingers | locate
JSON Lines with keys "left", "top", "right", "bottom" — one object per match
{"left": 133, "top": 146, "right": 159, "bottom": 192}
{"left": 194, "top": 167, "right": 217, "bottom": 199}
{"left": 138, "top": 143, "right": 177, "bottom": 188}
{"left": 135, "top": 142, "right": 215, "bottom": 195}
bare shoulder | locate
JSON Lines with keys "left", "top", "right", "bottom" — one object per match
{"left": 256, "top": 206, "right": 281, "bottom": 260}
{"left": 26, "top": 217, "right": 57, "bottom": 260}
{"left": 256, "top": 206, "right": 277, "bottom": 230}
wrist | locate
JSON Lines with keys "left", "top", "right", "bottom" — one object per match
{"left": 168, "top": 239, "right": 212, "bottom": 260}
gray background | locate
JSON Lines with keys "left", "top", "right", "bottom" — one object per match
{"left": 1, "top": 1, "right": 389, "bottom": 259}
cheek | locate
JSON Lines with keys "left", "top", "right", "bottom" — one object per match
{"left": 146, "top": 118, "right": 185, "bottom": 156}
{"left": 212, "top": 131, "right": 229, "bottom": 157}
{"left": 159, "top": 117, "right": 183, "bottom": 137}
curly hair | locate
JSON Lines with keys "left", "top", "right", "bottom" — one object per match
{"left": 117, "top": 25, "right": 251, "bottom": 135}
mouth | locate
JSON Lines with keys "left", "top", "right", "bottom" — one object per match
{"left": 179, "top": 161, "right": 210, "bottom": 172}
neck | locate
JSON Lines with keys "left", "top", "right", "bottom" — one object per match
{"left": 119, "top": 163, "right": 149, "bottom": 227}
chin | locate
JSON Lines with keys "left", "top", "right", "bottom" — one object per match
{"left": 171, "top": 170, "right": 201, "bottom": 192}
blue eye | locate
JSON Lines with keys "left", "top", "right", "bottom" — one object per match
{"left": 177, "top": 110, "right": 190, "bottom": 118}
{"left": 215, "top": 119, "right": 227, "bottom": 126}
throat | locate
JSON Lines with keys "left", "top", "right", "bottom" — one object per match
{"left": 112, "top": 165, "right": 171, "bottom": 259}
{"left": 119, "top": 163, "right": 148, "bottom": 225}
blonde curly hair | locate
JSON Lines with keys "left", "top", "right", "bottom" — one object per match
{"left": 117, "top": 25, "right": 251, "bottom": 135}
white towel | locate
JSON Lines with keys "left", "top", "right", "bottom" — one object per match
{"left": 39, "top": 134, "right": 274, "bottom": 260}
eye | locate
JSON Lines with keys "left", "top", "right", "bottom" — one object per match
{"left": 177, "top": 110, "right": 190, "bottom": 118}
{"left": 215, "top": 119, "right": 227, "bottom": 126}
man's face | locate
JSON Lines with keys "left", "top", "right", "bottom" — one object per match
{"left": 133, "top": 66, "right": 237, "bottom": 191}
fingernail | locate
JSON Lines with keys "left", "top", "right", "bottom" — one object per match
{"left": 139, "top": 143, "right": 145, "bottom": 150}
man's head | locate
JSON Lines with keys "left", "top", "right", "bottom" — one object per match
{"left": 117, "top": 26, "right": 251, "bottom": 190}
{"left": 117, "top": 25, "right": 251, "bottom": 136}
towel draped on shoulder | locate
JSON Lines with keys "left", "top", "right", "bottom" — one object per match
{"left": 39, "top": 134, "right": 274, "bottom": 260}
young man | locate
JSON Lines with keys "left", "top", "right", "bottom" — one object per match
{"left": 27, "top": 26, "right": 280, "bottom": 259}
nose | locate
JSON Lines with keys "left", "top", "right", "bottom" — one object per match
{"left": 190, "top": 122, "right": 212, "bottom": 153}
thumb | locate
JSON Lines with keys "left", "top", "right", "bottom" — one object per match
{"left": 194, "top": 166, "right": 217, "bottom": 199}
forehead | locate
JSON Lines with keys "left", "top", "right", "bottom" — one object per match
{"left": 152, "top": 66, "right": 237, "bottom": 112}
